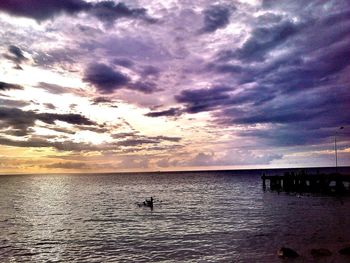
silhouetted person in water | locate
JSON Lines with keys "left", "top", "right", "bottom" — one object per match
{"left": 143, "top": 197, "right": 154, "bottom": 210}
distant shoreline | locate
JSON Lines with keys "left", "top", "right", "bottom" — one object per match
{"left": 1, "top": 166, "right": 349, "bottom": 176}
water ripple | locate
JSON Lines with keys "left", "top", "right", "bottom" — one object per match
{"left": 1, "top": 172, "right": 350, "bottom": 262}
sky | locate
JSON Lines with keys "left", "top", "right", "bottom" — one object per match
{"left": 0, "top": 0, "right": 349, "bottom": 173}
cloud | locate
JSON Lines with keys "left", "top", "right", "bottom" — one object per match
{"left": 113, "top": 58, "right": 134, "bottom": 68}
{"left": 116, "top": 135, "right": 181, "bottom": 147}
{"left": 234, "top": 85, "right": 350, "bottom": 124}
{"left": 152, "top": 135, "right": 181, "bottom": 142}
{"left": 182, "top": 150, "right": 283, "bottom": 167}
{"left": 145, "top": 107, "right": 183, "bottom": 117}
{"left": 256, "top": 12, "right": 283, "bottom": 24}
{"left": 196, "top": 4, "right": 350, "bottom": 149}
{"left": 0, "top": 98, "right": 29, "bottom": 108}
{"left": 33, "top": 48, "right": 79, "bottom": 69}
{"left": 37, "top": 112, "right": 96, "bottom": 126}
{"left": 0, "top": 0, "right": 156, "bottom": 24}
{"left": 218, "top": 20, "right": 301, "bottom": 62}
{"left": 130, "top": 81, "right": 159, "bottom": 94}
{"left": 3, "top": 45, "right": 27, "bottom": 68}
{"left": 43, "top": 103, "right": 56, "bottom": 110}
{"left": 0, "top": 107, "right": 96, "bottom": 137}
{"left": 0, "top": 81, "right": 23, "bottom": 91}
{"left": 37, "top": 82, "right": 75, "bottom": 95}
{"left": 0, "top": 136, "right": 100, "bottom": 151}
{"left": 89, "top": 2, "right": 156, "bottom": 25}
{"left": 156, "top": 158, "right": 179, "bottom": 168}
{"left": 1, "top": 0, "right": 349, "bottom": 169}
{"left": 84, "top": 63, "right": 129, "bottom": 93}
{"left": 84, "top": 63, "right": 160, "bottom": 94}
{"left": 116, "top": 138, "right": 158, "bottom": 147}
{"left": 175, "top": 86, "right": 232, "bottom": 113}
{"left": 200, "top": 5, "right": 233, "bottom": 33}
{"left": 116, "top": 155, "right": 149, "bottom": 169}
{"left": 44, "top": 162, "right": 89, "bottom": 169}
{"left": 91, "top": 96, "right": 115, "bottom": 105}
{"left": 140, "top": 65, "right": 160, "bottom": 77}
{"left": 0, "top": 0, "right": 89, "bottom": 21}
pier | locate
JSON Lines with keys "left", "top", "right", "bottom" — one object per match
{"left": 262, "top": 171, "right": 350, "bottom": 194}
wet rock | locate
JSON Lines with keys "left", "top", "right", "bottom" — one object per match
{"left": 339, "top": 247, "right": 350, "bottom": 255}
{"left": 311, "top": 248, "right": 332, "bottom": 257}
{"left": 277, "top": 247, "right": 299, "bottom": 258}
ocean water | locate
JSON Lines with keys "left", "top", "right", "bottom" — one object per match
{"left": 1, "top": 169, "right": 350, "bottom": 262}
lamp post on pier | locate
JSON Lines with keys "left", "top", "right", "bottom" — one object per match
{"left": 335, "top": 126, "right": 344, "bottom": 174}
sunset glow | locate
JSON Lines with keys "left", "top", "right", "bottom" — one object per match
{"left": 0, "top": 0, "right": 349, "bottom": 173}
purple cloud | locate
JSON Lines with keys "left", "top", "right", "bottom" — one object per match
{"left": 200, "top": 5, "right": 233, "bottom": 33}
{"left": 84, "top": 63, "right": 129, "bottom": 94}
{"left": 0, "top": 0, "right": 156, "bottom": 23}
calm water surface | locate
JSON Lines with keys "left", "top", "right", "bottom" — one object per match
{"left": 1, "top": 171, "right": 350, "bottom": 262}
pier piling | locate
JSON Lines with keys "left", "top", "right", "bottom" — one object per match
{"left": 261, "top": 171, "right": 350, "bottom": 195}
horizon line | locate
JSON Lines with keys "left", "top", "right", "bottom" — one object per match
{"left": 1, "top": 165, "right": 349, "bottom": 176}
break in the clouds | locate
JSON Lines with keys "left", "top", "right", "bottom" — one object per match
{"left": 0, "top": 0, "right": 349, "bottom": 172}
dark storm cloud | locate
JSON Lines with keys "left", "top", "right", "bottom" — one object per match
{"left": 0, "top": 136, "right": 50, "bottom": 147}
{"left": 89, "top": 2, "right": 156, "bottom": 24}
{"left": 153, "top": 136, "right": 181, "bottom": 142}
{"left": 0, "top": 0, "right": 156, "bottom": 23}
{"left": 256, "top": 12, "right": 283, "bottom": 24}
{"left": 3, "top": 45, "right": 27, "bottom": 67}
{"left": 239, "top": 126, "right": 350, "bottom": 147}
{"left": 0, "top": 107, "right": 96, "bottom": 137}
{"left": 0, "top": 136, "right": 100, "bottom": 151}
{"left": 218, "top": 20, "right": 301, "bottom": 62}
{"left": 262, "top": 44, "right": 350, "bottom": 94}
{"left": 113, "top": 58, "right": 134, "bottom": 68}
{"left": 145, "top": 107, "right": 183, "bottom": 117}
{"left": 208, "top": 63, "right": 242, "bottom": 74}
{"left": 175, "top": 86, "right": 232, "bottom": 113}
{"left": 0, "top": 0, "right": 89, "bottom": 21}
{"left": 84, "top": 63, "right": 160, "bottom": 94}
{"left": 174, "top": 85, "right": 276, "bottom": 115}
{"left": 38, "top": 112, "right": 95, "bottom": 126}
{"left": 116, "top": 139, "right": 158, "bottom": 147}
{"left": 130, "top": 81, "right": 159, "bottom": 94}
{"left": 84, "top": 63, "right": 129, "bottom": 94}
{"left": 195, "top": 2, "right": 350, "bottom": 148}
{"left": 261, "top": 0, "right": 349, "bottom": 15}
{"left": 0, "top": 81, "right": 23, "bottom": 91}
{"left": 77, "top": 125, "right": 109, "bottom": 134}
{"left": 116, "top": 134, "right": 181, "bottom": 147}
{"left": 217, "top": 85, "right": 350, "bottom": 146}
{"left": 200, "top": 5, "right": 233, "bottom": 33}
{"left": 91, "top": 97, "right": 114, "bottom": 105}
{"left": 140, "top": 65, "right": 160, "bottom": 77}
{"left": 243, "top": 85, "right": 347, "bottom": 119}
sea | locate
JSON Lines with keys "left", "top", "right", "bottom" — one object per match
{"left": 1, "top": 167, "right": 350, "bottom": 263}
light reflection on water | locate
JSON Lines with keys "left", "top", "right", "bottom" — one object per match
{"left": 1, "top": 171, "right": 350, "bottom": 262}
